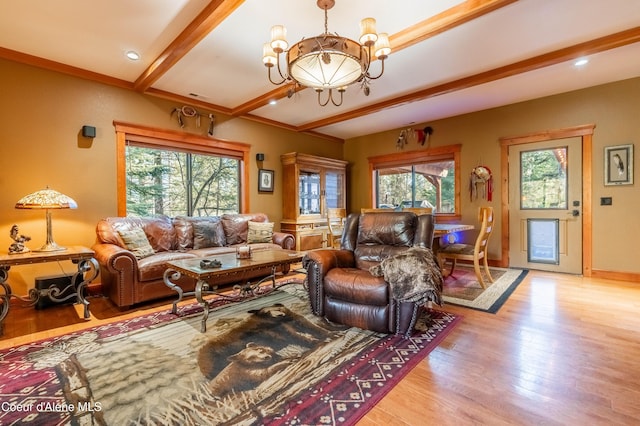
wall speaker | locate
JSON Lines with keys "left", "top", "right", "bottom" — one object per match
{"left": 82, "top": 125, "right": 96, "bottom": 138}
{"left": 256, "top": 153, "right": 265, "bottom": 161}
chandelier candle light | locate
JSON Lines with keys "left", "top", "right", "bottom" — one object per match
{"left": 15, "top": 187, "right": 78, "bottom": 252}
{"left": 262, "top": 0, "right": 391, "bottom": 106}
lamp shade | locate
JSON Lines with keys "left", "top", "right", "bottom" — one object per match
{"left": 15, "top": 188, "right": 78, "bottom": 210}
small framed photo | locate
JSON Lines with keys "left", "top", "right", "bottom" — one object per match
{"left": 604, "top": 144, "right": 634, "bottom": 186}
{"left": 258, "top": 169, "right": 274, "bottom": 192}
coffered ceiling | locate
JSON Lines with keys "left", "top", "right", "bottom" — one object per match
{"left": 1, "top": 0, "right": 639, "bottom": 141}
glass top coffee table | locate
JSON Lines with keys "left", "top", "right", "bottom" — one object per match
{"left": 164, "top": 249, "right": 304, "bottom": 332}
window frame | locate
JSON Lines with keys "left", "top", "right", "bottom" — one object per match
{"left": 368, "top": 144, "right": 462, "bottom": 221}
{"left": 114, "top": 121, "right": 251, "bottom": 216}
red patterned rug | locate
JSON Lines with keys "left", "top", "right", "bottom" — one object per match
{"left": 0, "top": 286, "right": 460, "bottom": 425}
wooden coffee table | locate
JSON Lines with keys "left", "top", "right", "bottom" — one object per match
{"left": 163, "top": 249, "right": 304, "bottom": 332}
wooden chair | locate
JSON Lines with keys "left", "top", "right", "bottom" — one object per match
{"left": 403, "top": 207, "right": 433, "bottom": 215}
{"left": 326, "top": 208, "right": 346, "bottom": 248}
{"left": 437, "top": 206, "right": 495, "bottom": 288}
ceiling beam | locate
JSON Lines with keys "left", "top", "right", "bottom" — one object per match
{"left": 0, "top": 46, "right": 134, "bottom": 90}
{"left": 232, "top": 0, "right": 515, "bottom": 116}
{"left": 390, "top": 0, "right": 518, "bottom": 52}
{"left": 134, "top": 0, "right": 245, "bottom": 92}
{"left": 297, "top": 26, "right": 640, "bottom": 133}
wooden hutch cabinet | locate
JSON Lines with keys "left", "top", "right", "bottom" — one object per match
{"left": 280, "top": 152, "right": 348, "bottom": 251}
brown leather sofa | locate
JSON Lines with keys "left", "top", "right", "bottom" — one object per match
{"left": 92, "top": 213, "right": 295, "bottom": 308}
{"left": 303, "top": 211, "right": 437, "bottom": 335}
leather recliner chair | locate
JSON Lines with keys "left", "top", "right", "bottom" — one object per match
{"left": 303, "top": 211, "right": 436, "bottom": 335}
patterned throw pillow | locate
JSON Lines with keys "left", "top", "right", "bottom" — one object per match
{"left": 246, "top": 221, "right": 274, "bottom": 244}
{"left": 193, "top": 221, "right": 226, "bottom": 249}
{"left": 118, "top": 228, "right": 155, "bottom": 259}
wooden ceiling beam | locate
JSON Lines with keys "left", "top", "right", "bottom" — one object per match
{"left": 297, "top": 26, "right": 640, "bottom": 133}
{"left": 134, "top": 0, "right": 245, "bottom": 92}
{"left": 233, "top": 0, "right": 514, "bottom": 115}
{"left": 390, "top": 0, "right": 518, "bottom": 53}
{"left": 0, "top": 46, "right": 134, "bottom": 90}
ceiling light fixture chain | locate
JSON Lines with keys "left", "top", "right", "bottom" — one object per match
{"left": 262, "top": 0, "right": 391, "bottom": 107}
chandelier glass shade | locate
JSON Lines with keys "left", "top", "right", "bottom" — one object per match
{"left": 262, "top": 0, "right": 391, "bottom": 106}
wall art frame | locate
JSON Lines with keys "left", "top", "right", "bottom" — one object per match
{"left": 258, "top": 169, "right": 274, "bottom": 192}
{"left": 604, "top": 144, "right": 633, "bottom": 186}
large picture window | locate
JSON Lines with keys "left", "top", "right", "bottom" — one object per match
{"left": 114, "top": 122, "right": 251, "bottom": 217}
{"left": 126, "top": 146, "right": 240, "bottom": 216}
{"left": 369, "top": 145, "right": 461, "bottom": 218}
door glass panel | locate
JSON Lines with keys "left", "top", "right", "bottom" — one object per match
{"left": 527, "top": 219, "right": 559, "bottom": 264}
{"left": 520, "top": 147, "right": 568, "bottom": 209}
{"left": 299, "top": 171, "right": 320, "bottom": 215}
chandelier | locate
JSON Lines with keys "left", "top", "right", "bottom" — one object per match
{"left": 262, "top": 0, "right": 391, "bottom": 106}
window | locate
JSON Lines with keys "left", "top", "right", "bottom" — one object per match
{"left": 115, "top": 122, "right": 250, "bottom": 217}
{"left": 368, "top": 145, "right": 461, "bottom": 218}
{"left": 126, "top": 146, "right": 240, "bottom": 216}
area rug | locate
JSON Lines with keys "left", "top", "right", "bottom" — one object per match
{"left": 442, "top": 265, "right": 528, "bottom": 313}
{"left": 0, "top": 286, "right": 460, "bottom": 425}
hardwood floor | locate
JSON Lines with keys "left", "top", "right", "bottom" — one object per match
{"left": 2, "top": 271, "right": 639, "bottom": 425}
{"left": 360, "top": 271, "right": 640, "bottom": 425}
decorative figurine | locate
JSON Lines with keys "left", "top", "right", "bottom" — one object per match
{"left": 8, "top": 224, "right": 31, "bottom": 254}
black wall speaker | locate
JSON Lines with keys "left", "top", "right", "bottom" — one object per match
{"left": 82, "top": 125, "right": 96, "bottom": 138}
{"left": 256, "top": 153, "right": 265, "bottom": 161}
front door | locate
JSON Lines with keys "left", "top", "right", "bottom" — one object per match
{"left": 508, "top": 138, "right": 583, "bottom": 274}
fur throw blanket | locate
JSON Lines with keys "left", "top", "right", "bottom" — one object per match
{"left": 369, "top": 247, "right": 443, "bottom": 306}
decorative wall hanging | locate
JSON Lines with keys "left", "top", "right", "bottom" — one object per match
{"left": 416, "top": 126, "right": 433, "bottom": 146}
{"left": 604, "top": 144, "right": 633, "bottom": 185}
{"left": 170, "top": 106, "right": 215, "bottom": 134}
{"left": 396, "top": 126, "right": 434, "bottom": 149}
{"left": 470, "top": 165, "right": 493, "bottom": 201}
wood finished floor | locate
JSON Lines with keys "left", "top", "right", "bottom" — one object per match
{"left": 1, "top": 270, "right": 639, "bottom": 425}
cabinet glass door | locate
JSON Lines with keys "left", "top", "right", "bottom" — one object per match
{"left": 325, "top": 170, "right": 345, "bottom": 209}
{"left": 299, "top": 171, "right": 321, "bottom": 215}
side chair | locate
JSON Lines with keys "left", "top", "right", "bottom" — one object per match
{"left": 326, "top": 207, "right": 346, "bottom": 248}
{"left": 437, "top": 206, "right": 495, "bottom": 288}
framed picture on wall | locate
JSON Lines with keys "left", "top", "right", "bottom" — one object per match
{"left": 604, "top": 144, "right": 634, "bottom": 186}
{"left": 258, "top": 169, "right": 274, "bottom": 192}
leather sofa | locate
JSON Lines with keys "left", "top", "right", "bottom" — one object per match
{"left": 303, "top": 211, "right": 438, "bottom": 335}
{"left": 92, "top": 213, "right": 295, "bottom": 308}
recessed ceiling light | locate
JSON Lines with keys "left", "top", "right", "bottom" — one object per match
{"left": 574, "top": 58, "right": 589, "bottom": 67}
{"left": 126, "top": 51, "right": 140, "bottom": 61}
{"left": 269, "top": 100, "right": 277, "bottom": 105}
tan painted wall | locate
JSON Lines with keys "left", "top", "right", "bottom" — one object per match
{"left": 1, "top": 57, "right": 638, "bottom": 290}
{"left": 345, "top": 77, "right": 640, "bottom": 275}
{"left": 0, "top": 59, "right": 342, "bottom": 289}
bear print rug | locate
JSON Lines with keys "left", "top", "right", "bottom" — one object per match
{"left": 0, "top": 287, "right": 460, "bottom": 425}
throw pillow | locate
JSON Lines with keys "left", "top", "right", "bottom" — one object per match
{"left": 247, "top": 221, "right": 274, "bottom": 243}
{"left": 118, "top": 228, "right": 155, "bottom": 259}
{"left": 369, "top": 247, "right": 443, "bottom": 306}
{"left": 193, "top": 221, "right": 226, "bottom": 249}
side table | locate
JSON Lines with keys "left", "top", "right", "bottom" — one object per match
{"left": 0, "top": 245, "right": 99, "bottom": 336}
